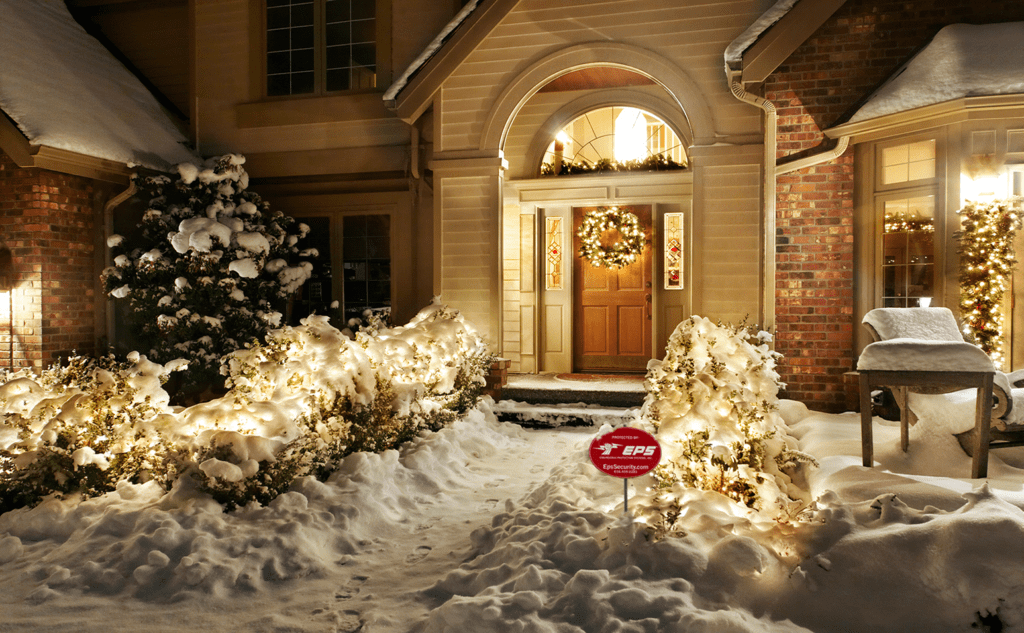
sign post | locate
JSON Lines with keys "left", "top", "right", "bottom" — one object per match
{"left": 589, "top": 427, "right": 661, "bottom": 514}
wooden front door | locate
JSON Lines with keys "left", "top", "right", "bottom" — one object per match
{"left": 572, "top": 206, "right": 652, "bottom": 372}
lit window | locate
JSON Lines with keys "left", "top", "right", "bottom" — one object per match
{"left": 882, "top": 196, "right": 935, "bottom": 307}
{"left": 266, "top": 0, "right": 376, "bottom": 97}
{"left": 541, "top": 107, "right": 687, "bottom": 175}
{"left": 882, "top": 140, "right": 935, "bottom": 185}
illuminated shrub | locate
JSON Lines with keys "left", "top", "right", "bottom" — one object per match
{"left": 0, "top": 302, "right": 492, "bottom": 513}
{"left": 638, "top": 316, "right": 815, "bottom": 536}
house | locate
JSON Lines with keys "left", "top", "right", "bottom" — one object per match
{"left": 2, "top": 0, "right": 1023, "bottom": 413}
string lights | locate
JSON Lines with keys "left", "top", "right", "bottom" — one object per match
{"left": 955, "top": 199, "right": 1022, "bottom": 367}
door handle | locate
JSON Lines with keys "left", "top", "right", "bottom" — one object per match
{"left": 645, "top": 293, "right": 652, "bottom": 319}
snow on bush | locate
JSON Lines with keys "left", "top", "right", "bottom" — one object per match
{"left": 102, "top": 154, "right": 315, "bottom": 395}
{"left": 0, "top": 301, "right": 492, "bottom": 513}
{"left": 637, "top": 316, "right": 815, "bottom": 535}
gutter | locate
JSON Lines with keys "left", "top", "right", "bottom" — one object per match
{"left": 776, "top": 135, "right": 850, "bottom": 175}
{"left": 727, "top": 67, "right": 777, "bottom": 331}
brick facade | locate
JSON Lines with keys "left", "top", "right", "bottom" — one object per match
{"left": 0, "top": 149, "right": 112, "bottom": 371}
{"left": 767, "top": 0, "right": 1024, "bottom": 412}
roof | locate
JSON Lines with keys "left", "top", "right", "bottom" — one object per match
{"left": 724, "top": 0, "right": 800, "bottom": 68}
{"left": 0, "top": 0, "right": 197, "bottom": 173}
{"left": 383, "top": 0, "right": 482, "bottom": 103}
{"left": 847, "top": 21, "right": 1024, "bottom": 124}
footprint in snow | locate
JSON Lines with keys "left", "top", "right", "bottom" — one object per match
{"left": 335, "top": 575, "right": 368, "bottom": 600}
{"left": 405, "top": 546, "right": 432, "bottom": 564}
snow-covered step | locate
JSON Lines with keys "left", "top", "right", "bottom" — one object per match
{"left": 493, "top": 400, "right": 638, "bottom": 428}
{"left": 501, "top": 373, "right": 646, "bottom": 408}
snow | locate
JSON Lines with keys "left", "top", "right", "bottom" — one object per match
{"left": 0, "top": 0, "right": 197, "bottom": 171}
{"left": 5, "top": 392, "right": 1024, "bottom": 631}
{"left": 848, "top": 22, "right": 1024, "bottom": 124}
{"left": 857, "top": 339, "right": 997, "bottom": 373}
{"left": 724, "top": 0, "right": 800, "bottom": 67}
{"left": 382, "top": 0, "right": 482, "bottom": 103}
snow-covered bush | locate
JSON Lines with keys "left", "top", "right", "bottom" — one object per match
{"left": 102, "top": 154, "right": 315, "bottom": 396}
{"left": 0, "top": 301, "right": 492, "bottom": 513}
{"left": 636, "top": 316, "right": 814, "bottom": 536}
{"left": 0, "top": 354, "right": 185, "bottom": 514}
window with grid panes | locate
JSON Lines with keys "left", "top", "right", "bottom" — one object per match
{"left": 342, "top": 215, "right": 390, "bottom": 322}
{"left": 266, "top": 0, "right": 376, "bottom": 97}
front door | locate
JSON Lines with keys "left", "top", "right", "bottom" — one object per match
{"left": 572, "top": 206, "right": 652, "bottom": 372}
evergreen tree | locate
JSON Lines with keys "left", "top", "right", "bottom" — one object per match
{"left": 103, "top": 155, "right": 314, "bottom": 396}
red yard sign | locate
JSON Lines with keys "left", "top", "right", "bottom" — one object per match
{"left": 589, "top": 427, "right": 661, "bottom": 479}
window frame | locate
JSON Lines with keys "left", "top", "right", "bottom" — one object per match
{"left": 870, "top": 134, "right": 946, "bottom": 310}
{"left": 252, "top": 0, "right": 391, "bottom": 101}
{"left": 873, "top": 133, "right": 942, "bottom": 193}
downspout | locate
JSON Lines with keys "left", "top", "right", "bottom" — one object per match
{"left": 410, "top": 124, "right": 421, "bottom": 180}
{"left": 727, "top": 67, "right": 777, "bottom": 330}
{"left": 103, "top": 178, "right": 138, "bottom": 348}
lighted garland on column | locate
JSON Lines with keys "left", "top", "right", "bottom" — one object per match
{"left": 577, "top": 206, "right": 646, "bottom": 269}
{"left": 955, "top": 199, "right": 1022, "bottom": 366}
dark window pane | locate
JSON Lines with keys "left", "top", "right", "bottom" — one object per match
{"left": 292, "top": 48, "right": 315, "bottom": 72}
{"left": 344, "top": 237, "right": 366, "bottom": 260}
{"left": 267, "top": 0, "right": 292, "bottom": 8}
{"left": 326, "top": 45, "right": 350, "bottom": 70}
{"left": 266, "top": 6, "right": 289, "bottom": 29}
{"left": 367, "top": 236, "right": 389, "bottom": 259}
{"left": 368, "top": 261, "right": 390, "bottom": 281}
{"left": 292, "top": 71, "right": 315, "bottom": 94}
{"left": 266, "top": 29, "right": 290, "bottom": 52}
{"left": 291, "top": 2, "right": 314, "bottom": 26}
{"left": 292, "top": 25, "right": 314, "bottom": 49}
{"left": 267, "top": 74, "right": 291, "bottom": 96}
{"left": 345, "top": 216, "right": 367, "bottom": 235}
{"left": 351, "top": 19, "right": 374, "bottom": 44}
{"left": 326, "top": 22, "right": 351, "bottom": 46}
{"left": 266, "top": 51, "right": 291, "bottom": 74}
{"left": 352, "top": 0, "right": 374, "bottom": 21}
{"left": 352, "top": 43, "right": 375, "bottom": 69}
{"left": 366, "top": 215, "right": 388, "bottom": 236}
{"left": 326, "top": 0, "right": 350, "bottom": 22}
{"left": 368, "top": 281, "right": 389, "bottom": 303}
{"left": 345, "top": 282, "right": 367, "bottom": 303}
{"left": 326, "top": 69, "right": 350, "bottom": 92}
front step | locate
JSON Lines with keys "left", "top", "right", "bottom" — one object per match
{"left": 493, "top": 400, "right": 638, "bottom": 429}
{"left": 500, "top": 373, "right": 646, "bottom": 409}
{"left": 494, "top": 374, "right": 646, "bottom": 427}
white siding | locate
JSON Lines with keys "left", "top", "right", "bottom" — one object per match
{"left": 439, "top": 175, "right": 502, "bottom": 339}
{"left": 700, "top": 165, "right": 761, "bottom": 322}
{"left": 439, "top": 0, "right": 766, "bottom": 152}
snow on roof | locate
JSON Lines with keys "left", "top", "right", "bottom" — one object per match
{"left": 848, "top": 22, "right": 1024, "bottom": 124}
{"left": 382, "top": 0, "right": 482, "bottom": 103}
{"left": 0, "top": 0, "right": 198, "bottom": 172}
{"left": 724, "top": 0, "right": 800, "bottom": 68}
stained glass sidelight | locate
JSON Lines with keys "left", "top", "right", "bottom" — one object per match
{"left": 664, "top": 212, "right": 683, "bottom": 289}
{"left": 545, "top": 217, "right": 563, "bottom": 290}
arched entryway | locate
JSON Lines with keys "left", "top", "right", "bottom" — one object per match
{"left": 499, "top": 63, "right": 699, "bottom": 374}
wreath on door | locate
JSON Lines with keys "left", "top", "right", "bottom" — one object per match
{"left": 577, "top": 206, "right": 646, "bottom": 269}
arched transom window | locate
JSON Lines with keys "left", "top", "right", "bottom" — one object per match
{"left": 541, "top": 106, "right": 687, "bottom": 176}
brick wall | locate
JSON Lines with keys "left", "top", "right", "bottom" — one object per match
{"left": 0, "top": 149, "right": 111, "bottom": 371}
{"left": 766, "top": 0, "right": 1024, "bottom": 412}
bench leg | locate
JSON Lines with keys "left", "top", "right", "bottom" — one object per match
{"left": 860, "top": 373, "right": 873, "bottom": 468}
{"left": 972, "top": 376, "right": 994, "bottom": 479}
